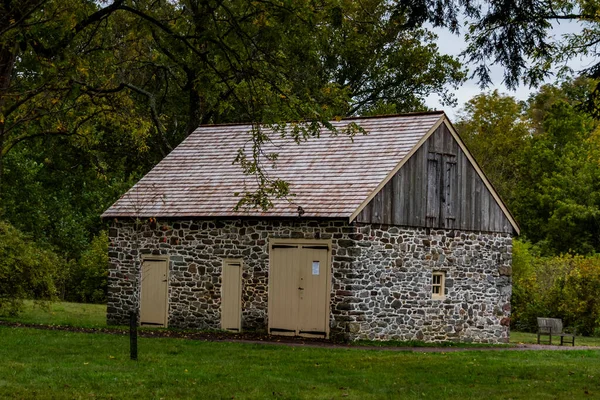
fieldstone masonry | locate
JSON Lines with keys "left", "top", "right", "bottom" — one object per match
{"left": 107, "top": 218, "right": 512, "bottom": 343}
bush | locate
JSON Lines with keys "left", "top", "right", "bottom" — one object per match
{"left": 511, "top": 239, "right": 600, "bottom": 335}
{"left": 0, "top": 220, "right": 60, "bottom": 315}
{"left": 62, "top": 231, "right": 108, "bottom": 303}
{"left": 550, "top": 255, "right": 600, "bottom": 335}
{"left": 511, "top": 240, "right": 546, "bottom": 332}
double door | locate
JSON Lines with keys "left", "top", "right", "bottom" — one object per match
{"left": 268, "top": 241, "right": 330, "bottom": 338}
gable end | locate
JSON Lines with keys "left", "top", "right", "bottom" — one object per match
{"left": 353, "top": 119, "right": 519, "bottom": 234}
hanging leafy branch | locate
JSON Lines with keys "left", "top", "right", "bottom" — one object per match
{"left": 393, "top": 0, "right": 600, "bottom": 114}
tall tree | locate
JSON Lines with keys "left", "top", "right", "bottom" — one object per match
{"left": 517, "top": 81, "right": 600, "bottom": 254}
{"left": 456, "top": 79, "right": 600, "bottom": 255}
{"left": 455, "top": 90, "right": 529, "bottom": 206}
{"left": 104, "top": 0, "right": 466, "bottom": 208}
{"left": 394, "top": 0, "right": 600, "bottom": 112}
{"left": 0, "top": 0, "right": 467, "bottom": 260}
{"left": 0, "top": 0, "right": 154, "bottom": 196}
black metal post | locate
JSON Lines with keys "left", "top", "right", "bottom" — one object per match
{"left": 130, "top": 311, "right": 138, "bottom": 361}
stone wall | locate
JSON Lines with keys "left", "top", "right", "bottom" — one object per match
{"left": 107, "top": 218, "right": 512, "bottom": 343}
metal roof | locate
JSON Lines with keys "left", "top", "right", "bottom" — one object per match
{"left": 102, "top": 112, "right": 445, "bottom": 218}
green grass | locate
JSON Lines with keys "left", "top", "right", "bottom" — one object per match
{"left": 3, "top": 300, "right": 600, "bottom": 347}
{"left": 510, "top": 331, "right": 600, "bottom": 347}
{"left": 0, "top": 326, "right": 599, "bottom": 399}
{"left": 0, "top": 300, "right": 107, "bottom": 328}
{"left": 3, "top": 300, "right": 600, "bottom": 348}
{"left": 1, "top": 302, "right": 600, "bottom": 398}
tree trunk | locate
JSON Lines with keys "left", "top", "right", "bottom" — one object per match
{"left": 185, "top": 72, "right": 202, "bottom": 137}
{"left": 0, "top": 41, "right": 18, "bottom": 201}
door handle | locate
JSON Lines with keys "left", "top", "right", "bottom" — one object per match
{"left": 298, "top": 287, "right": 304, "bottom": 290}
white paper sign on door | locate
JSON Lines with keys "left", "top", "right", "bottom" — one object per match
{"left": 312, "top": 261, "right": 320, "bottom": 275}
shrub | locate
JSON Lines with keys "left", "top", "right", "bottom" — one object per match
{"left": 550, "top": 255, "right": 600, "bottom": 335}
{"left": 63, "top": 231, "right": 108, "bottom": 303}
{"left": 511, "top": 239, "right": 600, "bottom": 336}
{"left": 511, "top": 240, "right": 547, "bottom": 332}
{"left": 0, "top": 220, "right": 60, "bottom": 315}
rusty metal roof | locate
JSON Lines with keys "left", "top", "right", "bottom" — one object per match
{"left": 102, "top": 112, "right": 445, "bottom": 218}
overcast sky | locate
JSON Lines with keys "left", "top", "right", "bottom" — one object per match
{"left": 425, "top": 20, "right": 595, "bottom": 120}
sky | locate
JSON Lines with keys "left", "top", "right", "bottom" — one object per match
{"left": 425, "top": 20, "right": 595, "bottom": 120}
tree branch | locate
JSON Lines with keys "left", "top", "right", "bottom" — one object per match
{"left": 30, "top": 0, "right": 126, "bottom": 58}
{"left": 75, "top": 80, "right": 172, "bottom": 155}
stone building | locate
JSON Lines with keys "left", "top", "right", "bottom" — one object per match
{"left": 103, "top": 112, "right": 519, "bottom": 343}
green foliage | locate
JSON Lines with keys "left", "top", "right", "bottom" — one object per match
{"left": 455, "top": 90, "right": 529, "bottom": 206}
{"left": 517, "top": 81, "right": 600, "bottom": 254}
{"left": 3, "top": 134, "right": 144, "bottom": 259}
{"left": 395, "top": 0, "right": 600, "bottom": 113}
{"left": 457, "top": 78, "right": 600, "bottom": 255}
{"left": 460, "top": 83, "right": 600, "bottom": 334}
{"left": 511, "top": 239, "right": 600, "bottom": 335}
{"left": 0, "top": 221, "right": 59, "bottom": 316}
{"left": 0, "top": 0, "right": 466, "bottom": 272}
{"left": 65, "top": 232, "right": 109, "bottom": 304}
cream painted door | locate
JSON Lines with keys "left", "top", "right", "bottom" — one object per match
{"left": 297, "top": 245, "right": 329, "bottom": 335}
{"left": 269, "top": 245, "right": 299, "bottom": 335}
{"left": 269, "top": 242, "right": 329, "bottom": 337}
{"left": 221, "top": 260, "right": 242, "bottom": 331}
{"left": 140, "top": 258, "right": 168, "bottom": 326}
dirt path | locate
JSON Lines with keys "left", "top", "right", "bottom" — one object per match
{"left": 1, "top": 320, "right": 598, "bottom": 352}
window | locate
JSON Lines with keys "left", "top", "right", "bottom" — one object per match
{"left": 432, "top": 272, "right": 445, "bottom": 299}
{"left": 426, "top": 152, "right": 457, "bottom": 228}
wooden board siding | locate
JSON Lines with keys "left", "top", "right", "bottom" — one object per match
{"left": 356, "top": 124, "right": 513, "bottom": 233}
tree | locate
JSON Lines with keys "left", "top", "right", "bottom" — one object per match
{"left": 517, "top": 84, "right": 600, "bottom": 254}
{"left": 0, "top": 0, "right": 155, "bottom": 198}
{"left": 394, "top": 0, "right": 600, "bottom": 111}
{"left": 65, "top": 231, "right": 109, "bottom": 303}
{"left": 456, "top": 79, "right": 600, "bottom": 255}
{"left": 455, "top": 90, "right": 529, "bottom": 205}
{"left": 3, "top": 131, "right": 145, "bottom": 259}
{"left": 2, "top": 0, "right": 466, "bottom": 236}
{"left": 76, "top": 1, "right": 465, "bottom": 168}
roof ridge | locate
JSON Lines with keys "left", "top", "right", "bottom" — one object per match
{"left": 193, "top": 111, "right": 445, "bottom": 129}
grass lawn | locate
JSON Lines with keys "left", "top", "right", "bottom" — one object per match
{"left": 0, "top": 300, "right": 600, "bottom": 347}
{"left": 510, "top": 331, "right": 600, "bottom": 347}
{"left": 0, "top": 300, "right": 107, "bottom": 328}
{"left": 1, "top": 301, "right": 600, "bottom": 398}
{"left": 0, "top": 326, "right": 599, "bottom": 399}
{"left": 3, "top": 300, "right": 600, "bottom": 347}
